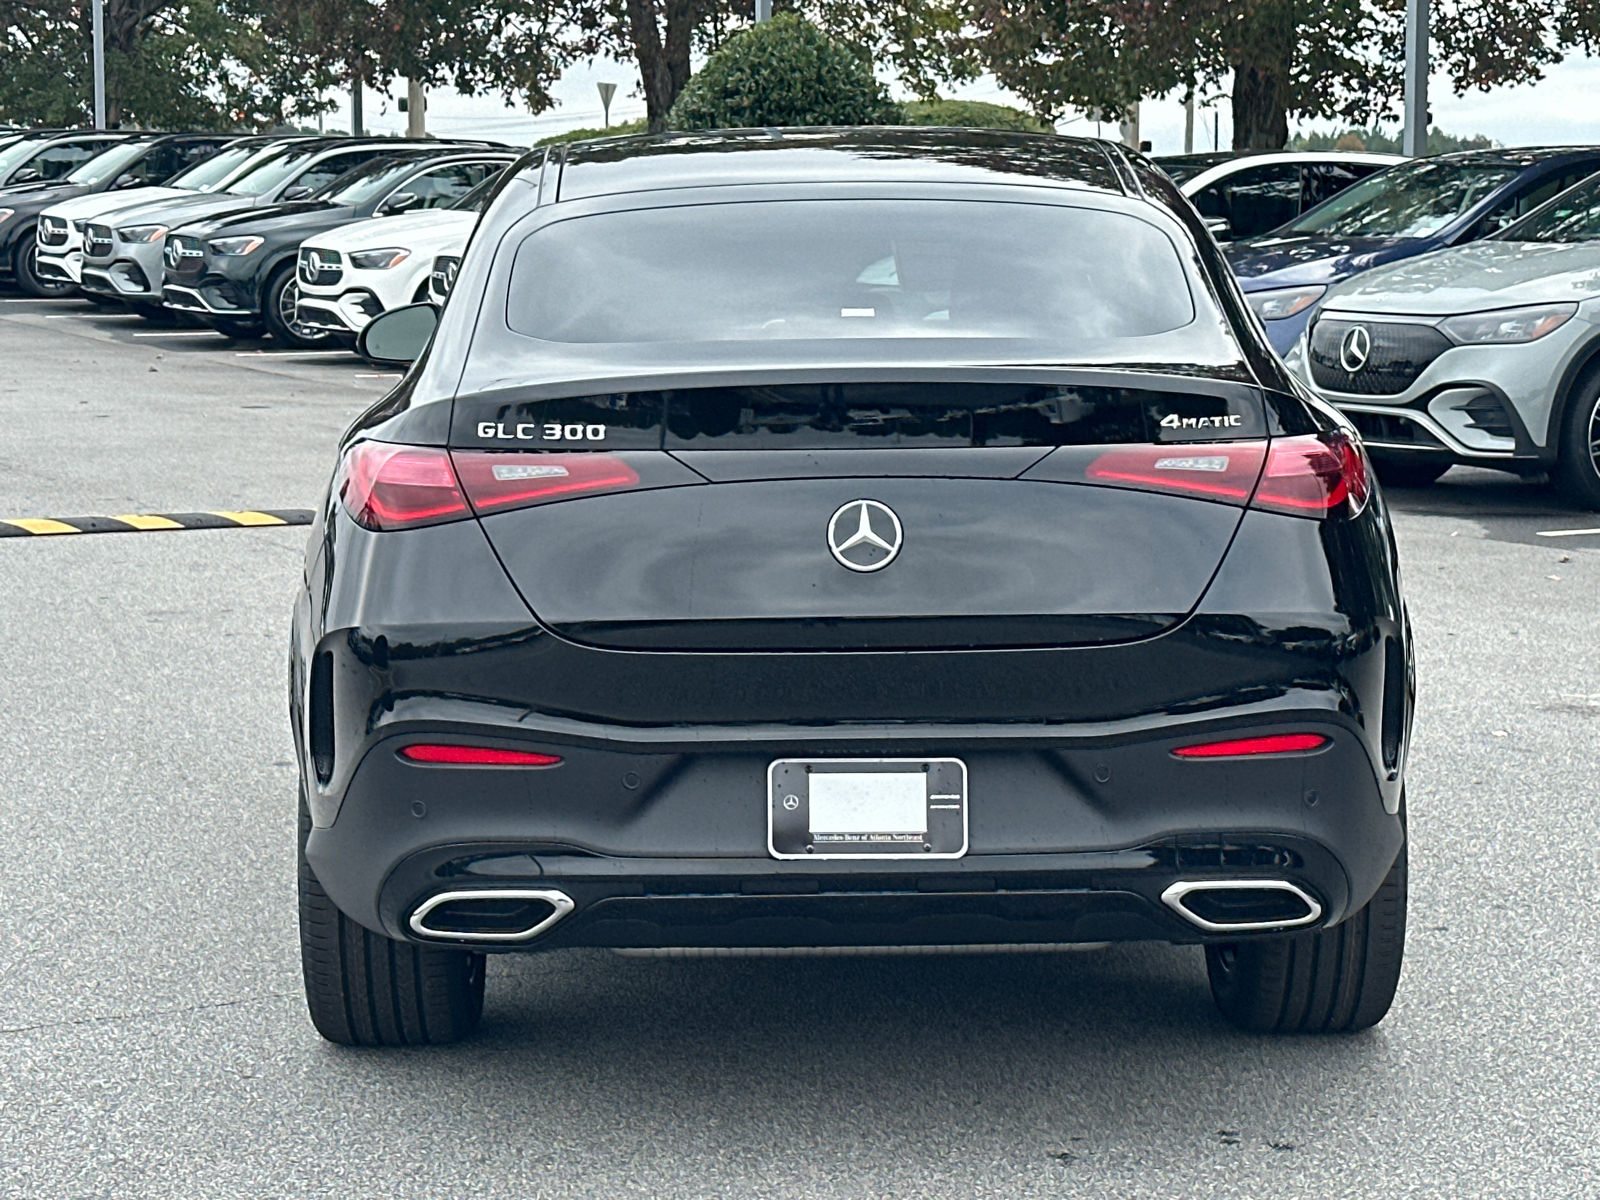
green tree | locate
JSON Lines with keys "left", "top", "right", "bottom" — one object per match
{"left": 898, "top": 98, "right": 1051, "bottom": 130}
{"left": 668, "top": 12, "right": 897, "bottom": 128}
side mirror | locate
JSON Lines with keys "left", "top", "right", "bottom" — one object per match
{"left": 281, "top": 185, "right": 314, "bottom": 202}
{"left": 11, "top": 168, "right": 40, "bottom": 184}
{"left": 113, "top": 173, "right": 143, "bottom": 189}
{"left": 1203, "top": 215, "right": 1233, "bottom": 242}
{"left": 380, "top": 191, "right": 420, "bottom": 215}
{"left": 356, "top": 302, "right": 438, "bottom": 365}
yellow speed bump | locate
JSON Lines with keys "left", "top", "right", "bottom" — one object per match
{"left": 0, "top": 510, "right": 313, "bottom": 538}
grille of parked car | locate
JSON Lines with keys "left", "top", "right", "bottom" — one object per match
{"left": 163, "top": 234, "right": 206, "bottom": 276}
{"left": 37, "top": 215, "right": 68, "bottom": 246}
{"left": 429, "top": 254, "right": 460, "bottom": 303}
{"left": 83, "top": 223, "right": 114, "bottom": 258}
{"left": 1308, "top": 317, "right": 1453, "bottom": 396}
{"left": 298, "top": 246, "right": 342, "bottom": 287}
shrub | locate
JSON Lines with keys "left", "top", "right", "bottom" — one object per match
{"left": 535, "top": 118, "right": 648, "bottom": 147}
{"left": 897, "top": 99, "right": 1052, "bottom": 133}
{"left": 669, "top": 13, "right": 897, "bottom": 130}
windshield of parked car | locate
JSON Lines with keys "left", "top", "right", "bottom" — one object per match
{"left": 65, "top": 141, "right": 149, "bottom": 186}
{"left": 223, "top": 146, "right": 314, "bottom": 196}
{"left": 507, "top": 199, "right": 1197, "bottom": 345}
{"left": 1285, "top": 158, "right": 1520, "bottom": 238}
{"left": 1500, "top": 172, "right": 1600, "bottom": 242}
{"left": 315, "top": 158, "right": 425, "bottom": 205}
{"left": 450, "top": 173, "right": 501, "bottom": 212}
{"left": 0, "top": 138, "right": 45, "bottom": 178}
{"left": 166, "top": 143, "right": 265, "bottom": 193}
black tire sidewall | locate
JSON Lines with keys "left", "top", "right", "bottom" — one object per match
{"left": 15, "top": 232, "right": 77, "bottom": 298}
{"left": 1555, "top": 371, "right": 1600, "bottom": 511}
{"left": 263, "top": 263, "right": 331, "bottom": 349}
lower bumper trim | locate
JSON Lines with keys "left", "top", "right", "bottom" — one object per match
{"left": 613, "top": 942, "right": 1111, "bottom": 957}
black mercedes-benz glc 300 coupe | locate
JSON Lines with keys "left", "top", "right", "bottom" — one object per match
{"left": 290, "top": 129, "right": 1413, "bottom": 1045}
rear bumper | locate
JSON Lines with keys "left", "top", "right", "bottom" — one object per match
{"left": 304, "top": 716, "right": 1404, "bottom": 951}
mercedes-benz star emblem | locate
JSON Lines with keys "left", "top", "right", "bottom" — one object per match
{"left": 827, "top": 499, "right": 903, "bottom": 572}
{"left": 1339, "top": 325, "right": 1372, "bottom": 373}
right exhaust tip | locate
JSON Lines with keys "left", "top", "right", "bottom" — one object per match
{"left": 1161, "top": 880, "right": 1322, "bottom": 933}
{"left": 409, "top": 889, "right": 575, "bottom": 943}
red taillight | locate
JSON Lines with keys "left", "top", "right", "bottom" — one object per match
{"left": 451, "top": 452, "right": 642, "bottom": 513}
{"left": 1252, "top": 431, "right": 1370, "bottom": 518}
{"left": 1172, "top": 733, "right": 1328, "bottom": 759}
{"left": 338, "top": 442, "right": 469, "bottom": 531}
{"left": 399, "top": 744, "right": 562, "bottom": 766}
{"left": 1085, "top": 441, "right": 1268, "bottom": 505}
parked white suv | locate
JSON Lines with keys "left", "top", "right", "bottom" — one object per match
{"left": 294, "top": 172, "right": 502, "bottom": 337}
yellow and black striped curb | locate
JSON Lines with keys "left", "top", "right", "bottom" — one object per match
{"left": 0, "top": 510, "right": 313, "bottom": 538}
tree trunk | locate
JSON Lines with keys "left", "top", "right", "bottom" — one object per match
{"left": 1230, "top": 1, "right": 1294, "bottom": 150}
{"left": 627, "top": 0, "right": 699, "bottom": 133}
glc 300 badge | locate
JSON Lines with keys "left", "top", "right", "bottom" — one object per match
{"left": 828, "top": 499, "right": 902, "bottom": 572}
{"left": 1340, "top": 325, "right": 1372, "bottom": 373}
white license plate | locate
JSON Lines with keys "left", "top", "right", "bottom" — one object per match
{"left": 767, "top": 758, "right": 968, "bottom": 860}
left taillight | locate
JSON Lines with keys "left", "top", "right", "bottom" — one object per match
{"left": 337, "top": 442, "right": 469, "bottom": 531}
{"left": 451, "top": 452, "right": 642, "bottom": 512}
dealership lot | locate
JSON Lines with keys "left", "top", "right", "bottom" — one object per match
{"left": 3, "top": 299, "right": 1599, "bottom": 1197}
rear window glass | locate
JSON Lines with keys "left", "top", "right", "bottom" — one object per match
{"left": 453, "top": 384, "right": 1265, "bottom": 450}
{"left": 506, "top": 200, "right": 1195, "bottom": 346}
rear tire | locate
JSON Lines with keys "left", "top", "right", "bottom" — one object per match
{"left": 1206, "top": 841, "right": 1406, "bottom": 1033}
{"left": 1553, "top": 371, "right": 1600, "bottom": 511}
{"left": 14, "top": 232, "right": 77, "bottom": 298}
{"left": 1371, "top": 456, "right": 1450, "bottom": 489}
{"left": 298, "top": 786, "right": 485, "bottom": 1046}
{"left": 262, "top": 263, "right": 335, "bottom": 349}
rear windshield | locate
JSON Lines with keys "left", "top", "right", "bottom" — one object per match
{"left": 452, "top": 383, "right": 1266, "bottom": 450}
{"left": 1501, "top": 171, "right": 1600, "bottom": 242}
{"left": 506, "top": 199, "right": 1196, "bottom": 346}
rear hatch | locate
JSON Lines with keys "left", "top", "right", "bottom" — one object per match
{"left": 451, "top": 378, "right": 1270, "bottom": 652}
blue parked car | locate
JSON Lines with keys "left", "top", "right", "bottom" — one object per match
{"left": 1226, "top": 147, "right": 1600, "bottom": 355}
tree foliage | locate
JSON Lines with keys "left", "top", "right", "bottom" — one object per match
{"left": 0, "top": 0, "right": 341, "bottom": 128}
{"left": 668, "top": 13, "right": 897, "bottom": 128}
{"left": 899, "top": 98, "right": 1051, "bottom": 130}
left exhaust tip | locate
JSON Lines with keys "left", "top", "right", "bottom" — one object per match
{"left": 409, "top": 889, "right": 575, "bottom": 943}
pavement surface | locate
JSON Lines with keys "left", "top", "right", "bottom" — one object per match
{"left": 2, "top": 297, "right": 1598, "bottom": 1199}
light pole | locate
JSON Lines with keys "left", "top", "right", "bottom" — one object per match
{"left": 597, "top": 81, "right": 617, "bottom": 128}
{"left": 1403, "top": 0, "right": 1429, "bottom": 157}
{"left": 755, "top": 0, "right": 771, "bottom": 21}
{"left": 91, "top": 0, "right": 106, "bottom": 129}
{"left": 406, "top": 79, "right": 426, "bottom": 137}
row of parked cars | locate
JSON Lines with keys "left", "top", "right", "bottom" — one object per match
{"left": 5, "top": 126, "right": 1600, "bottom": 506}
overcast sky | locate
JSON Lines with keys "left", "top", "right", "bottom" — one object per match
{"left": 322, "top": 48, "right": 1600, "bottom": 154}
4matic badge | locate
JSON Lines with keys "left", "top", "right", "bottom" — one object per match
{"left": 1159, "top": 412, "right": 1243, "bottom": 430}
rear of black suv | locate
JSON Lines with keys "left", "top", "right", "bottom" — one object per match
{"left": 289, "top": 130, "right": 1412, "bottom": 1047}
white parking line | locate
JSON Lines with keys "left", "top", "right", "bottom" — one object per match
{"left": 354, "top": 372, "right": 401, "bottom": 379}
{"left": 131, "top": 330, "right": 224, "bottom": 338}
{"left": 233, "top": 349, "right": 353, "bottom": 359}
{"left": 1535, "top": 527, "right": 1600, "bottom": 538}
{"left": 3, "top": 297, "right": 84, "bottom": 304}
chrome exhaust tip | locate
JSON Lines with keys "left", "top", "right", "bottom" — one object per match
{"left": 409, "top": 889, "right": 575, "bottom": 943}
{"left": 1160, "top": 880, "right": 1322, "bottom": 933}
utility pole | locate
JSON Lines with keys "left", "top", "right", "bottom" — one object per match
{"left": 597, "top": 82, "right": 617, "bottom": 128}
{"left": 406, "top": 80, "right": 426, "bottom": 137}
{"left": 91, "top": 0, "right": 106, "bottom": 129}
{"left": 755, "top": 0, "right": 771, "bottom": 20}
{"left": 1119, "top": 101, "right": 1140, "bottom": 151}
{"left": 1403, "top": 0, "right": 1429, "bottom": 157}
{"left": 351, "top": 76, "right": 363, "bottom": 137}
{"left": 1184, "top": 90, "right": 1195, "bottom": 154}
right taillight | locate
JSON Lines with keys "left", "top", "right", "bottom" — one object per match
{"left": 337, "top": 441, "right": 469, "bottom": 531}
{"left": 1251, "top": 430, "right": 1370, "bottom": 519}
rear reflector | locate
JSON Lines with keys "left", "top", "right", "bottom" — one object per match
{"left": 451, "top": 452, "right": 642, "bottom": 513}
{"left": 1251, "top": 430, "right": 1370, "bottom": 518}
{"left": 338, "top": 442, "right": 469, "bottom": 531}
{"left": 399, "top": 744, "right": 562, "bottom": 766}
{"left": 1086, "top": 441, "right": 1267, "bottom": 505}
{"left": 1172, "top": 733, "right": 1328, "bottom": 758}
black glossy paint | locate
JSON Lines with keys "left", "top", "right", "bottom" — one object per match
{"left": 292, "top": 129, "right": 1412, "bottom": 953}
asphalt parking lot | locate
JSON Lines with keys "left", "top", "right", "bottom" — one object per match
{"left": 3, "top": 296, "right": 1599, "bottom": 1199}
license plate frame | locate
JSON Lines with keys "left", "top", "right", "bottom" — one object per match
{"left": 767, "top": 758, "right": 968, "bottom": 860}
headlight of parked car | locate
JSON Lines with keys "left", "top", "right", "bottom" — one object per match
{"left": 1439, "top": 303, "right": 1578, "bottom": 344}
{"left": 117, "top": 225, "right": 168, "bottom": 243}
{"left": 349, "top": 247, "right": 411, "bottom": 270}
{"left": 209, "top": 235, "right": 264, "bottom": 256}
{"left": 1246, "top": 285, "right": 1326, "bottom": 322}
